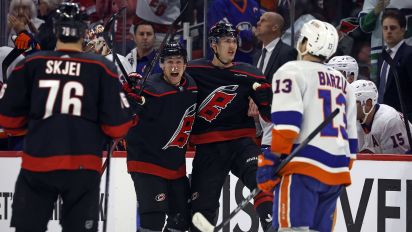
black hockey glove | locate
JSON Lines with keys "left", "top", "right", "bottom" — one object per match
{"left": 121, "top": 72, "right": 145, "bottom": 105}
{"left": 252, "top": 82, "right": 272, "bottom": 122}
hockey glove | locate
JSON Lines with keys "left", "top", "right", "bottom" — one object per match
{"left": 252, "top": 82, "right": 272, "bottom": 122}
{"left": 257, "top": 147, "right": 281, "bottom": 193}
{"left": 127, "top": 72, "right": 143, "bottom": 90}
{"left": 253, "top": 83, "right": 272, "bottom": 106}
{"left": 121, "top": 73, "right": 145, "bottom": 105}
{"left": 14, "top": 30, "right": 40, "bottom": 51}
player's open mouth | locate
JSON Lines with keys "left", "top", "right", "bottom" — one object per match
{"left": 171, "top": 72, "right": 179, "bottom": 77}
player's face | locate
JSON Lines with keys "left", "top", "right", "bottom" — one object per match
{"left": 213, "top": 36, "right": 237, "bottom": 62}
{"left": 346, "top": 73, "right": 355, "bottom": 83}
{"left": 356, "top": 101, "right": 364, "bottom": 121}
{"left": 340, "top": 70, "right": 355, "bottom": 83}
{"left": 382, "top": 17, "right": 405, "bottom": 48}
{"left": 135, "top": 25, "right": 155, "bottom": 51}
{"left": 162, "top": 56, "right": 186, "bottom": 86}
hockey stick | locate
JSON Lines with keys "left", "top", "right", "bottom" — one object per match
{"left": 289, "top": 0, "right": 296, "bottom": 47}
{"left": 2, "top": 48, "right": 25, "bottom": 83}
{"left": 102, "top": 138, "right": 121, "bottom": 232}
{"left": 381, "top": 49, "right": 412, "bottom": 150}
{"left": 192, "top": 108, "right": 340, "bottom": 232}
{"left": 102, "top": 7, "right": 130, "bottom": 81}
{"left": 137, "top": 0, "right": 189, "bottom": 96}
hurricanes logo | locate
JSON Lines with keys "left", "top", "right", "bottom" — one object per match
{"left": 162, "top": 103, "right": 197, "bottom": 149}
{"left": 198, "top": 85, "right": 238, "bottom": 122}
{"left": 155, "top": 193, "right": 166, "bottom": 202}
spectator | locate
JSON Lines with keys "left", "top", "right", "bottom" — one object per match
{"left": 377, "top": 9, "right": 412, "bottom": 121}
{"left": 126, "top": 22, "right": 162, "bottom": 76}
{"left": 35, "top": 0, "right": 62, "bottom": 50}
{"left": 359, "top": 0, "right": 412, "bottom": 82}
{"left": 352, "top": 80, "right": 411, "bottom": 153}
{"left": 208, "top": 0, "right": 262, "bottom": 64}
{"left": 253, "top": 11, "right": 297, "bottom": 148}
{"left": 7, "top": 0, "right": 44, "bottom": 47}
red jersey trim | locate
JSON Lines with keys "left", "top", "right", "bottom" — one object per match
{"left": 101, "top": 120, "right": 134, "bottom": 139}
{"left": 127, "top": 161, "right": 186, "bottom": 179}
{"left": 25, "top": 55, "right": 118, "bottom": 78}
{"left": 229, "top": 69, "right": 266, "bottom": 79}
{"left": 190, "top": 128, "right": 256, "bottom": 144}
{"left": 0, "top": 114, "right": 28, "bottom": 129}
{"left": 12, "top": 64, "right": 24, "bottom": 72}
{"left": 187, "top": 65, "right": 215, "bottom": 69}
{"left": 143, "top": 86, "right": 198, "bottom": 97}
{"left": 21, "top": 152, "right": 102, "bottom": 172}
{"left": 254, "top": 191, "right": 273, "bottom": 208}
{"left": 4, "top": 128, "right": 27, "bottom": 136}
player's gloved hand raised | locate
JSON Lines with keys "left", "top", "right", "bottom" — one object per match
{"left": 252, "top": 82, "right": 272, "bottom": 122}
{"left": 252, "top": 82, "right": 272, "bottom": 106}
{"left": 127, "top": 72, "right": 143, "bottom": 89}
{"left": 121, "top": 73, "right": 145, "bottom": 105}
{"left": 14, "top": 30, "right": 40, "bottom": 51}
{"left": 257, "top": 147, "right": 281, "bottom": 193}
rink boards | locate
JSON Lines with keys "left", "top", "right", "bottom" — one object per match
{"left": 0, "top": 152, "right": 411, "bottom": 232}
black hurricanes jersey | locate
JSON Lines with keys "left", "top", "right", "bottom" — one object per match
{"left": 0, "top": 49, "right": 134, "bottom": 172}
{"left": 126, "top": 73, "right": 197, "bottom": 179}
{"left": 186, "top": 59, "right": 268, "bottom": 144}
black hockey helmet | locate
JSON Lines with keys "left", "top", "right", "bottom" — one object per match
{"left": 53, "top": 2, "right": 87, "bottom": 43}
{"left": 160, "top": 41, "right": 187, "bottom": 63}
{"left": 208, "top": 21, "right": 238, "bottom": 44}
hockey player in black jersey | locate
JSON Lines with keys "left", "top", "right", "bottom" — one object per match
{"left": 0, "top": 3, "right": 134, "bottom": 232}
{"left": 186, "top": 22, "right": 275, "bottom": 231}
{"left": 125, "top": 41, "right": 197, "bottom": 232}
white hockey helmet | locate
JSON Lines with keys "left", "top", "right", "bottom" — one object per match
{"left": 350, "top": 80, "right": 378, "bottom": 106}
{"left": 327, "top": 55, "right": 359, "bottom": 81}
{"left": 296, "top": 19, "right": 339, "bottom": 60}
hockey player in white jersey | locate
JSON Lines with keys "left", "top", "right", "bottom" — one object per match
{"left": 351, "top": 79, "right": 412, "bottom": 154}
{"left": 327, "top": 55, "right": 359, "bottom": 83}
{"left": 256, "top": 19, "right": 358, "bottom": 232}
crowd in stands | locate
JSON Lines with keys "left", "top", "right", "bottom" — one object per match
{"left": 1, "top": 0, "right": 412, "bottom": 154}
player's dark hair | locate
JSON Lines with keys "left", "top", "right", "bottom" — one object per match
{"left": 381, "top": 9, "right": 406, "bottom": 28}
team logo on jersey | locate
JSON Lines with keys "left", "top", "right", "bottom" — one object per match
{"left": 198, "top": 85, "right": 238, "bottom": 122}
{"left": 155, "top": 193, "right": 166, "bottom": 202}
{"left": 162, "top": 103, "right": 197, "bottom": 150}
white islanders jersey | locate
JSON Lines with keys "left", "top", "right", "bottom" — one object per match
{"left": 271, "top": 60, "right": 357, "bottom": 186}
{"left": 358, "top": 104, "right": 411, "bottom": 154}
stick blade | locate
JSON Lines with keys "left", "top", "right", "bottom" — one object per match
{"left": 192, "top": 212, "right": 215, "bottom": 232}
